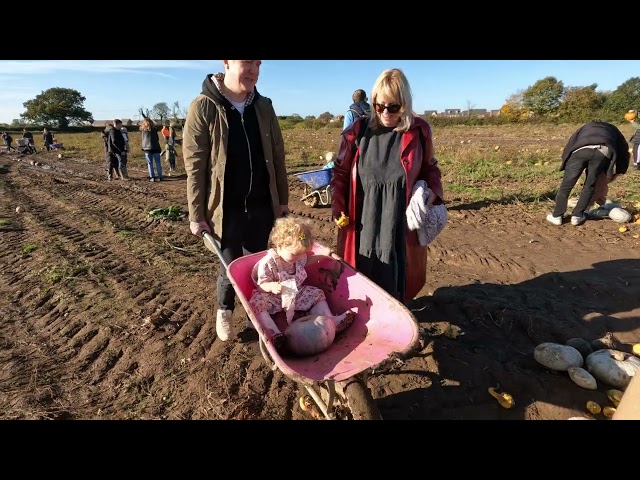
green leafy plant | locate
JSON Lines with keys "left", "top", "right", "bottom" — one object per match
{"left": 22, "top": 243, "right": 38, "bottom": 254}
{"left": 147, "top": 206, "right": 186, "bottom": 221}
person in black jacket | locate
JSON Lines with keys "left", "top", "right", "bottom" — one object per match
{"left": 43, "top": 128, "right": 55, "bottom": 151}
{"left": 547, "top": 121, "right": 630, "bottom": 226}
{"left": 111, "top": 119, "right": 129, "bottom": 179}
{"left": 102, "top": 123, "right": 123, "bottom": 181}
{"left": 22, "top": 128, "right": 36, "bottom": 153}
{"left": 2, "top": 132, "right": 15, "bottom": 151}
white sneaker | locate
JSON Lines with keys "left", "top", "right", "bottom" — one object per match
{"left": 571, "top": 215, "right": 586, "bottom": 226}
{"left": 216, "top": 309, "right": 232, "bottom": 341}
{"left": 546, "top": 214, "right": 562, "bottom": 226}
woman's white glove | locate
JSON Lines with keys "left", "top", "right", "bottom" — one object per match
{"left": 406, "top": 180, "right": 447, "bottom": 246}
{"left": 406, "top": 180, "right": 428, "bottom": 231}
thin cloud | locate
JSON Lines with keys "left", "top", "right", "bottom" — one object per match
{"left": 0, "top": 60, "right": 212, "bottom": 78}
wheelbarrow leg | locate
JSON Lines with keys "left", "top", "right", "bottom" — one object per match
{"left": 259, "top": 338, "right": 278, "bottom": 371}
{"left": 304, "top": 382, "right": 337, "bottom": 420}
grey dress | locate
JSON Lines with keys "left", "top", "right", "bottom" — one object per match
{"left": 355, "top": 125, "right": 407, "bottom": 301}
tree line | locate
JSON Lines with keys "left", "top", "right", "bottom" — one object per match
{"left": 3, "top": 76, "right": 639, "bottom": 130}
{"left": 498, "top": 76, "right": 640, "bottom": 123}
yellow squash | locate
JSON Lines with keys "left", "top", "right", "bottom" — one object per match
{"left": 335, "top": 211, "right": 349, "bottom": 228}
{"left": 488, "top": 387, "right": 515, "bottom": 409}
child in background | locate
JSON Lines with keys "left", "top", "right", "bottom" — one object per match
{"left": 162, "top": 143, "right": 177, "bottom": 175}
{"left": 248, "top": 216, "right": 354, "bottom": 353}
{"left": 161, "top": 124, "right": 170, "bottom": 145}
{"left": 626, "top": 110, "right": 640, "bottom": 170}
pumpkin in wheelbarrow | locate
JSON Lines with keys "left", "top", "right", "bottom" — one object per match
{"left": 285, "top": 314, "right": 336, "bottom": 357}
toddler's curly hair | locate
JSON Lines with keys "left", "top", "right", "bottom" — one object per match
{"left": 269, "top": 216, "right": 314, "bottom": 252}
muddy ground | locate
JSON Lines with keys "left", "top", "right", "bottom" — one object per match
{"left": 1, "top": 148, "right": 639, "bottom": 420}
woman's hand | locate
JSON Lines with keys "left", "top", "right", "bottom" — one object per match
{"left": 335, "top": 211, "right": 349, "bottom": 227}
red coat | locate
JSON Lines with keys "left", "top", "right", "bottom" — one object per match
{"left": 331, "top": 116, "right": 443, "bottom": 302}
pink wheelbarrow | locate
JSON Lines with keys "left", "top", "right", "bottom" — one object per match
{"left": 203, "top": 233, "right": 420, "bottom": 420}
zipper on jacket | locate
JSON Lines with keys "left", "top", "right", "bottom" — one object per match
{"left": 240, "top": 114, "right": 253, "bottom": 213}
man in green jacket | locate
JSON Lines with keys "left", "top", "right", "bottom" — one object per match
{"left": 183, "top": 60, "right": 290, "bottom": 342}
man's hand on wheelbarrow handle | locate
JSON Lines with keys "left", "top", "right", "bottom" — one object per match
{"left": 190, "top": 220, "right": 211, "bottom": 237}
{"left": 310, "top": 244, "right": 343, "bottom": 262}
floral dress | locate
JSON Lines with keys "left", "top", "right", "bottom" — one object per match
{"left": 249, "top": 249, "right": 326, "bottom": 315}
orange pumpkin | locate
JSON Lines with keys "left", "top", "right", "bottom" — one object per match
{"left": 624, "top": 110, "right": 637, "bottom": 121}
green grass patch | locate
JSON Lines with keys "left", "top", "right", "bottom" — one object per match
{"left": 147, "top": 206, "right": 186, "bottom": 221}
{"left": 0, "top": 219, "right": 10, "bottom": 226}
{"left": 22, "top": 243, "right": 38, "bottom": 254}
{"left": 42, "top": 262, "right": 90, "bottom": 284}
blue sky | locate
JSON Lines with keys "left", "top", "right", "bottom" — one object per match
{"left": 0, "top": 60, "right": 638, "bottom": 123}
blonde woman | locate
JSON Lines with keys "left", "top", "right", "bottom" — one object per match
{"left": 140, "top": 118, "right": 163, "bottom": 181}
{"left": 331, "top": 68, "right": 444, "bottom": 302}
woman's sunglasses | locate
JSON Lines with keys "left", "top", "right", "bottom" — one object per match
{"left": 374, "top": 103, "right": 402, "bottom": 114}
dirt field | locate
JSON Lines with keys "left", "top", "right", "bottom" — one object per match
{"left": 1, "top": 132, "right": 640, "bottom": 420}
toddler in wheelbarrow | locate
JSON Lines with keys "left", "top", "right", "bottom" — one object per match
{"left": 203, "top": 213, "right": 422, "bottom": 419}
{"left": 248, "top": 216, "right": 355, "bottom": 356}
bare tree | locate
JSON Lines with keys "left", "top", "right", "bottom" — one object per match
{"left": 465, "top": 100, "right": 476, "bottom": 117}
{"left": 171, "top": 101, "right": 181, "bottom": 122}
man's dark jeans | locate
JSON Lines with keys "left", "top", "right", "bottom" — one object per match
{"left": 216, "top": 203, "right": 275, "bottom": 311}
{"left": 553, "top": 148, "right": 610, "bottom": 218}
{"left": 104, "top": 152, "right": 118, "bottom": 176}
{"left": 116, "top": 153, "right": 127, "bottom": 171}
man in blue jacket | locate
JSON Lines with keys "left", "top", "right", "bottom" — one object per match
{"left": 343, "top": 89, "right": 371, "bottom": 130}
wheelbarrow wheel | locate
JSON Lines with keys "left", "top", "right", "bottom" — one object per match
{"left": 303, "top": 185, "right": 320, "bottom": 207}
{"left": 340, "top": 378, "right": 382, "bottom": 420}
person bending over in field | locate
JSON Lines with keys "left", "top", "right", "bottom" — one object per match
{"left": 547, "top": 121, "right": 629, "bottom": 227}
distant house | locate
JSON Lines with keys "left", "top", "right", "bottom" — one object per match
{"left": 462, "top": 109, "right": 488, "bottom": 117}
{"left": 330, "top": 115, "right": 345, "bottom": 123}
{"left": 420, "top": 108, "right": 501, "bottom": 118}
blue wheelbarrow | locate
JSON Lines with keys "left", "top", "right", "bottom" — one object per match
{"left": 294, "top": 166, "right": 333, "bottom": 208}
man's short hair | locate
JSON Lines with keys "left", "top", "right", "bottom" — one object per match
{"left": 114, "top": 119, "right": 122, "bottom": 125}
{"left": 352, "top": 89, "right": 367, "bottom": 103}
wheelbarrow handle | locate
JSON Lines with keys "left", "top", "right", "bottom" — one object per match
{"left": 202, "top": 232, "right": 228, "bottom": 270}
